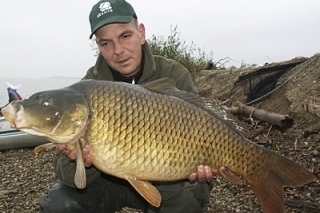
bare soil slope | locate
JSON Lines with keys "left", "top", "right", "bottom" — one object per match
{"left": 194, "top": 53, "right": 320, "bottom": 212}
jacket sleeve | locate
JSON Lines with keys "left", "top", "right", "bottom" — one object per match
{"left": 168, "top": 61, "right": 198, "bottom": 94}
{"left": 53, "top": 154, "right": 101, "bottom": 188}
{"left": 174, "top": 70, "right": 197, "bottom": 94}
{"left": 82, "top": 66, "right": 96, "bottom": 80}
{"left": 153, "top": 56, "right": 198, "bottom": 94}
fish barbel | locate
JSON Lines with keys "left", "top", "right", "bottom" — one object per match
{"left": 1, "top": 78, "right": 315, "bottom": 213}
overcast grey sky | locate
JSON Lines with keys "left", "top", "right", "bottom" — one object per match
{"left": 1, "top": 0, "right": 319, "bottom": 78}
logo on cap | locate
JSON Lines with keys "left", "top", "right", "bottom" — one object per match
{"left": 97, "top": 2, "right": 113, "bottom": 18}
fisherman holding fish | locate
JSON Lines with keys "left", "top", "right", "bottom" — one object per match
{"left": 38, "top": 0, "right": 213, "bottom": 212}
{"left": 2, "top": 0, "right": 314, "bottom": 211}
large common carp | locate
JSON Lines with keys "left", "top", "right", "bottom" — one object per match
{"left": 1, "top": 78, "right": 315, "bottom": 213}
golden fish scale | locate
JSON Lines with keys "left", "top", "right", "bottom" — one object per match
{"left": 79, "top": 82, "right": 268, "bottom": 181}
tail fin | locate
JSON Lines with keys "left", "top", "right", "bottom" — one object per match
{"left": 249, "top": 151, "right": 315, "bottom": 213}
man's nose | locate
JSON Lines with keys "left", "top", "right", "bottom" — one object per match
{"left": 113, "top": 42, "right": 125, "bottom": 55}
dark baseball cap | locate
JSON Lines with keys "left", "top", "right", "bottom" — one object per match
{"left": 89, "top": 0, "right": 137, "bottom": 39}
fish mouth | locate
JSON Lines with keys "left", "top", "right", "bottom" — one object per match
{"left": 1, "top": 104, "right": 25, "bottom": 128}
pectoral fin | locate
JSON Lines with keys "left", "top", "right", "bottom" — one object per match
{"left": 34, "top": 143, "right": 56, "bottom": 154}
{"left": 74, "top": 142, "right": 86, "bottom": 189}
{"left": 126, "top": 176, "right": 161, "bottom": 207}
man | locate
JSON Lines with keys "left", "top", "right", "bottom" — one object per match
{"left": 38, "top": 0, "right": 213, "bottom": 212}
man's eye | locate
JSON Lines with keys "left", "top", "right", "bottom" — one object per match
{"left": 100, "top": 41, "right": 111, "bottom": 46}
{"left": 122, "top": 34, "right": 131, "bottom": 39}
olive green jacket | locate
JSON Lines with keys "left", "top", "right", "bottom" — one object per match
{"left": 54, "top": 41, "right": 197, "bottom": 187}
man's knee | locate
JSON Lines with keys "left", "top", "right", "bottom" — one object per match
{"left": 38, "top": 180, "right": 87, "bottom": 213}
{"left": 149, "top": 181, "right": 212, "bottom": 213}
{"left": 38, "top": 194, "right": 85, "bottom": 213}
{"left": 38, "top": 177, "right": 137, "bottom": 213}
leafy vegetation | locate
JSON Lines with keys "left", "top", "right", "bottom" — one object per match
{"left": 148, "top": 25, "right": 214, "bottom": 73}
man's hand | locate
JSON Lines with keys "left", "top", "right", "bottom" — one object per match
{"left": 189, "top": 165, "right": 213, "bottom": 182}
{"left": 55, "top": 144, "right": 93, "bottom": 167}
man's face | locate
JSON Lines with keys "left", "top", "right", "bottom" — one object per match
{"left": 95, "top": 20, "right": 146, "bottom": 77}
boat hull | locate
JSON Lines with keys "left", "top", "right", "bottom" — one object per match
{"left": 0, "top": 117, "right": 48, "bottom": 150}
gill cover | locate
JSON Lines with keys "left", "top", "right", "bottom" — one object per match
{"left": 17, "top": 87, "right": 89, "bottom": 143}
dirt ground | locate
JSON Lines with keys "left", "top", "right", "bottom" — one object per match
{"left": 0, "top": 54, "right": 320, "bottom": 212}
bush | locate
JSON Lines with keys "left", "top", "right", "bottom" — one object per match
{"left": 148, "top": 25, "right": 214, "bottom": 74}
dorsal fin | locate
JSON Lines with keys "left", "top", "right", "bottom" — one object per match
{"left": 141, "top": 77, "right": 177, "bottom": 94}
{"left": 142, "top": 77, "right": 250, "bottom": 137}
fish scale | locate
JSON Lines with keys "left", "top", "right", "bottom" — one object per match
{"left": 87, "top": 83, "right": 196, "bottom": 180}
{"left": 75, "top": 81, "right": 270, "bottom": 181}
{"left": 1, "top": 78, "right": 315, "bottom": 212}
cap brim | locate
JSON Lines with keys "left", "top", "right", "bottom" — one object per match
{"left": 89, "top": 16, "right": 133, "bottom": 39}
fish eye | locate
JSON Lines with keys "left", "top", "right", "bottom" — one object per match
{"left": 43, "top": 101, "right": 50, "bottom": 107}
{"left": 34, "top": 95, "right": 40, "bottom": 100}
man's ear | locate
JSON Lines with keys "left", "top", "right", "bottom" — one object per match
{"left": 138, "top": 23, "right": 146, "bottom": 45}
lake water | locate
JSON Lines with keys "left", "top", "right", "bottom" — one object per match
{"left": 0, "top": 77, "right": 80, "bottom": 107}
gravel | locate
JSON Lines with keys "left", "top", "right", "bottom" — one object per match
{"left": 0, "top": 149, "right": 55, "bottom": 213}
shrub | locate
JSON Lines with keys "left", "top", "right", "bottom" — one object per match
{"left": 147, "top": 25, "right": 214, "bottom": 74}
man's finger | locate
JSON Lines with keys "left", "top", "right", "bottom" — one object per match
{"left": 82, "top": 144, "right": 90, "bottom": 156}
{"left": 197, "top": 165, "right": 206, "bottom": 181}
{"left": 84, "top": 154, "right": 93, "bottom": 167}
{"left": 189, "top": 173, "right": 197, "bottom": 182}
{"left": 68, "top": 149, "right": 77, "bottom": 161}
{"left": 55, "top": 144, "right": 66, "bottom": 154}
{"left": 204, "top": 165, "right": 213, "bottom": 180}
